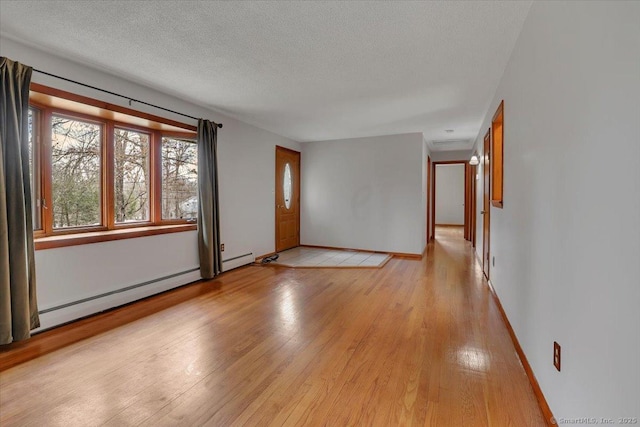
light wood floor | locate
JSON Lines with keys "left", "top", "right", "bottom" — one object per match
{"left": 0, "top": 227, "right": 545, "bottom": 426}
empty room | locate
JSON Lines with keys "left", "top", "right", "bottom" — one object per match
{"left": 1, "top": 1, "right": 638, "bottom": 426}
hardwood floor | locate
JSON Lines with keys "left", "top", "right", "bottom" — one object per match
{"left": 0, "top": 227, "right": 546, "bottom": 426}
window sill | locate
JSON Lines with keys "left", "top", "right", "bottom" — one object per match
{"left": 34, "top": 224, "right": 197, "bottom": 250}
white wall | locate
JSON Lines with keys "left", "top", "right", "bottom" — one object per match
{"left": 301, "top": 133, "right": 425, "bottom": 255}
{"left": 435, "top": 164, "right": 465, "bottom": 225}
{"left": 1, "top": 37, "right": 301, "bottom": 329}
{"left": 472, "top": 1, "right": 640, "bottom": 422}
{"left": 430, "top": 149, "right": 472, "bottom": 163}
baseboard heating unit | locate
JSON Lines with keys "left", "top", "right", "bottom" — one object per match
{"left": 222, "top": 252, "right": 255, "bottom": 272}
{"left": 35, "top": 267, "right": 202, "bottom": 332}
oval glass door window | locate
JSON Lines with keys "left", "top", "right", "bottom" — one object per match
{"left": 283, "top": 163, "right": 292, "bottom": 209}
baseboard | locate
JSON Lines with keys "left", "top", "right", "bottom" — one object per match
{"left": 486, "top": 280, "right": 555, "bottom": 426}
{"left": 255, "top": 251, "right": 277, "bottom": 262}
{"left": 391, "top": 252, "right": 422, "bottom": 260}
{"left": 301, "top": 244, "right": 422, "bottom": 260}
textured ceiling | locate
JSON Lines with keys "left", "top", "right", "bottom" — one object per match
{"left": 0, "top": 1, "right": 531, "bottom": 148}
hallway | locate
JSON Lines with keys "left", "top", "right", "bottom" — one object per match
{"left": 0, "top": 227, "right": 546, "bottom": 426}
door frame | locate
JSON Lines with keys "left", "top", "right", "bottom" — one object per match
{"left": 427, "top": 156, "right": 432, "bottom": 241}
{"left": 470, "top": 162, "right": 477, "bottom": 247}
{"left": 464, "top": 162, "right": 477, "bottom": 245}
{"left": 275, "top": 145, "right": 301, "bottom": 252}
{"left": 482, "top": 129, "right": 491, "bottom": 278}
{"left": 431, "top": 160, "right": 468, "bottom": 237}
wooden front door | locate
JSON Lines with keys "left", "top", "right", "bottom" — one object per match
{"left": 275, "top": 146, "right": 300, "bottom": 252}
{"left": 482, "top": 129, "right": 491, "bottom": 278}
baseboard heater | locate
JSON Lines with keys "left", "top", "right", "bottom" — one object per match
{"left": 222, "top": 252, "right": 254, "bottom": 272}
{"left": 34, "top": 253, "right": 254, "bottom": 331}
{"left": 38, "top": 268, "right": 200, "bottom": 315}
{"left": 35, "top": 267, "right": 202, "bottom": 332}
{"left": 37, "top": 253, "right": 254, "bottom": 315}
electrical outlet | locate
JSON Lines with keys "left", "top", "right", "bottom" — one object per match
{"left": 492, "top": 256, "right": 495, "bottom": 267}
{"left": 553, "top": 341, "right": 561, "bottom": 371}
{"left": 221, "top": 243, "right": 225, "bottom": 252}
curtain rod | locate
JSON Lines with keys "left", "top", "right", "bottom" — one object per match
{"left": 32, "top": 68, "right": 223, "bottom": 128}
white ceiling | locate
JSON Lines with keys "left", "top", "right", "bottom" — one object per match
{"left": 0, "top": 1, "right": 531, "bottom": 149}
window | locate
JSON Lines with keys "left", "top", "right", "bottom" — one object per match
{"left": 114, "top": 128, "right": 150, "bottom": 223}
{"left": 162, "top": 137, "right": 198, "bottom": 220}
{"left": 491, "top": 100, "right": 504, "bottom": 208}
{"left": 28, "top": 84, "right": 198, "bottom": 246}
{"left": 283, "top": 162, "right": 292, "bottom": 209}
{"left": 51, "top": 115, "right": 102, "bottom": 228}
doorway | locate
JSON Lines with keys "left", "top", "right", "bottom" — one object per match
{"left": 431, "top": 161, "right": 467, "bottom": 240}
{"left": 465, "top": 162, "right": 477, "bottom": 247}
{"left": 482, "top": 129, "right": 491, "bottom": 279}
{"left": 275, "top": 146, "right": 300, "bottom": 252}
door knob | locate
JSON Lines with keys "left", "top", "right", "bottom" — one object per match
{"left": 481, "top": 210, "right": 485, "bottom": 214}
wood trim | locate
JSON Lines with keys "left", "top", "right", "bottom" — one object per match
{"left": 435, "top": 224, "right": 464, "bottom": 227}
{"left": 30, "top": 83, "right": 197, "bottom": 132}
{"left": 464, "top": 163, "right": 469, "bottom": 239}
{"left": 485, "top": 280, "right": 555, "bottom": 426}
{"left": 426, "top": 156, "right": 432, "bottom": 241}
{"left": 432, "top": 161, "right": 467, "bottom": 239}
{"left": 29, "top": 106, "right": 45, "bottom": 232}
{"left": 471, "top": 163, "right": 477, "bottom": 248}
{"left": 105, "top": 121, "right": 115, "bottom": 228}
{"left": 41, "top": 108, "right": 53, "bottom": 235}
{"left": 152, "top": 130, "right": 162, "bottom": 223}
{"left": 482, "top": 129, "right": 491, "bottom": 279}
{"left": 300, "top": 244, "right": 422, "bottom": 260}
{"left": 464, "top": 162, "right": 476, "bottom": 243}
{"left": 34, "top": 224, "right": 196, "bottom": 250}
{"left": 431, "top": 161, "right": 436, "bottom": 239}
{"left": 254, "top": 251, "right": 278, "bottom": 262}
{"left": 491, "top": 100, "right": 504, "bottom": 208}
{"left": 391, "top": 253, "right": 423, "bottom": 260}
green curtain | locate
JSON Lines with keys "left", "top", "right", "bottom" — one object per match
{"left": 197, "top": 119, "right": 222, "bottom": 279}
{"left": 0, "top": 57, "right": 40, "bottom": 344}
